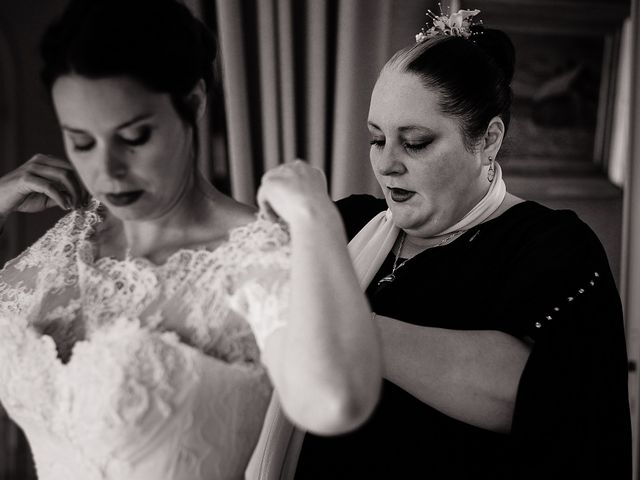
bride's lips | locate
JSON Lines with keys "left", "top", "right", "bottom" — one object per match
{"left": 388, "top": 187, "right": 416, "bottom": 203}
{"left": 105, "top": 190, "right": 145, "bottom": 207}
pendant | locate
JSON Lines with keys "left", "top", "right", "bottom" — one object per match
{"left": 377, "top": 273, "right": 396, "bottom": 286}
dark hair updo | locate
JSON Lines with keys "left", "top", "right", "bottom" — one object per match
{"left": 40, "top": 0, "right": 218, "bottom": 128}
{"left": 386, "top": 25, "right": 515, "bottom": 151}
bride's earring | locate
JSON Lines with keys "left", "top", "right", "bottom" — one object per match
{"left": 487, "top": 156, "right": 495, "bottom": 183}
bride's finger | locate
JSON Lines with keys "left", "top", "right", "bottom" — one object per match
{"left": 29, "top": 154, "right": 89, "bottom": 206}
{"left": 30, "top": 154, "right": 75, "bottom": 170}
{"left": 23, "top": 174, "right": 69, "bottom": 211}
{"left": 256, "top": 183, "right": 279, "bottom": 221}
{"left": 256, "top": 184, "right": 271, "bottom": 215}
{"left": 28, "top": 165, "right": 82, "bottom": 206}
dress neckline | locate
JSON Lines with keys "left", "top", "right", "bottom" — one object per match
{"left": 77, "top": 199, "right": 273, "bottom": 270}
{"left": 21, "top": 201, "right": 284, "bottom": 365}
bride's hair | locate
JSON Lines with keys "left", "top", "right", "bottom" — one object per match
{"left": 385, "top": 25, "right": 515, "bottom": 152}
{"left": 40, "top": 0, "right": 218, "bottom": 129}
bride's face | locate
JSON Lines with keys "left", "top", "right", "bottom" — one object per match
{"left": 52, "top": 75, "right": 195, "bottom": 221}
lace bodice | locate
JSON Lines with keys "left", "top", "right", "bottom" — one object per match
{"left": 0, "top": 201, "right": 291, "bottom": 480}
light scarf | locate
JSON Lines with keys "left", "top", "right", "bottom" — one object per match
{"left": 348, "top": 163, "right": 506, "bottom": 289}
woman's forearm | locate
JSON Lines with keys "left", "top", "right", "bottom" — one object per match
{"left": 377, "top": 315, "right": 530, "bottom": 433}
{"left": 264, "top": 206, "right": 381, "bottom": 435}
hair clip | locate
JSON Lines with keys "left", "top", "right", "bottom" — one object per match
{"left": 415, "top": 3, "right": 481, "bottom": 43}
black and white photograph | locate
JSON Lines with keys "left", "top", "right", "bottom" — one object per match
{"left": 0, "top": 0, "right": 638, "bottom": 478}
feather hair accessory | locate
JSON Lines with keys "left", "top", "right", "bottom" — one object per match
{"left": 415, "top": 4, "right": 481, "bottom": 43}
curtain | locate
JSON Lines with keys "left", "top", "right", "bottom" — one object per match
{"left": 213, "top": 0, "right": 434, "bottom": 204}
{"left": 608, "top": 17, "right": 632, "bottom": 188}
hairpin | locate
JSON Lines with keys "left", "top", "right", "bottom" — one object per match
{"left": 415, "top": 4, "right": 481, "bottom": 43}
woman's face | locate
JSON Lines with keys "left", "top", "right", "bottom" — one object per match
{"left": 368, "top": 68, "right": 489, "bottom": 238}
{"left": 52, "top": 75, "right": 194, "bottom": 221}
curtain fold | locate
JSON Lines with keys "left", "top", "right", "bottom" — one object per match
{"left": 215, "top": 0, "right": 257, "bottom": 203}
{"left": 304, "top": 0, "right": 329, "bottom": 172}
{"left": 257, "top": 0, "right": 281, "bottom": 171}
{"left": 608, "top": 17, "right": 632, "bottom": 188}
{"left": 276, "top": 0, "right": 297, "bottom": 165}
{"left": 329, "top": 0, "right": 392, "bottom": 198}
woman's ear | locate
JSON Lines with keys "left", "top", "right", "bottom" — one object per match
{"left": 481, "top": 116, "right": 505, "bottom": 165}
{"left": 185, "top": 79, "right": 207, "bottom": 122}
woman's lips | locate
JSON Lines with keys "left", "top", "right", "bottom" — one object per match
{"left": 388, "top": 187, "right": 415, "bottom": 203}
{"left": 105, "top": 190, "right": 144, "bottom": 207}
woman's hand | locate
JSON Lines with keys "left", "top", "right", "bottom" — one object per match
{"left": 257, "top": 160, "right": 335, "bottom": 228}
{"left": 0, "top": 154, "right": 85, "bottom": 219}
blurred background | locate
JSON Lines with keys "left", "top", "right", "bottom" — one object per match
{"left": 0, "top": 0, "right": 639, "bottom": 478}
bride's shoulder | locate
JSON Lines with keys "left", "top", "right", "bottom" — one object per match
{"left": 230, "top": 212, "right": 290, "bottom": 255}
{"left": 214, "top": 197, "right": 289, "bottom": 254}
{"left": 217, "top": 213, "right": 290, "bottom": 284}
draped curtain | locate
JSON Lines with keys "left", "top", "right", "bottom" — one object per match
{"left": 213, "top": 0, "right": 434, "bottom": 204}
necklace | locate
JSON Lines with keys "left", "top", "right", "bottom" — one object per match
{"left": 376, "top": 229, "right": 465, "bottom": 286}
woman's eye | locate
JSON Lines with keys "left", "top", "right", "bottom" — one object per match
{"left": 67, "top": 132, "right": 95, "bottom": 152}
{"left": 72, "top": 140, "right": 95, "bottom": 152}
{"left": 403, "top": 141, "right": 429, "bottom": 152}
{"left": 369, "top": 139, "right": 385, "bottom": 149}
{"left": 121, "top": 127, "right": 151, "bottom": 146}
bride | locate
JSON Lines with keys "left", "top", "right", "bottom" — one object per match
{"left": 0, "top": 0, "right": 381, "bottom": 478}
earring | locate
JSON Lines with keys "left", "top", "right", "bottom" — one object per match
{"left": 487, "top": 156, "right": 495, "bottom": 183}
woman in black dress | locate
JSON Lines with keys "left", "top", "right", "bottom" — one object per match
{"left": 260, "top": 9, "right": 631, "bottom": 480}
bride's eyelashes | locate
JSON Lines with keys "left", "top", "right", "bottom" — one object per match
{"left": 69, "top": 126, "right": 153, "bottom": 153}
{"left": 69, "top": 133, "right": 95, "bottom": 152}
{"left": 121, "top": 126, "right": 152, "bottom": 147}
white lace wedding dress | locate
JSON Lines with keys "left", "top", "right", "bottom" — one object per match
{"left": 0, "top": 201, "right": 290, "bottom": 480}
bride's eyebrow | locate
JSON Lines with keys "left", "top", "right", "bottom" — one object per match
{"left": 114, "top": 113, "right": 154, "bottom": 130}
{"left": 61, "top": 113, "right": 154, "bottom": 134}
{"left": 60, "top": 125, "right": 90, "bottom": 134}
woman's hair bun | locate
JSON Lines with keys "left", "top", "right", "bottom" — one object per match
{"left": 470, "top": 25, "right": 515, "bottom": 84}
{"left": 194, "top": 17, "right": 219, "bottom": 92}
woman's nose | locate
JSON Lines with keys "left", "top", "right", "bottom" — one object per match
{"left": 104, "top": 149, "right": 128, "bottom": 179}
{"left": 377, "top": 147, "right": 406, "bottom": 176}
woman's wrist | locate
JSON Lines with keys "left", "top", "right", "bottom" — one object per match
{"left": 288, "top": 199, "right": 343, "bottom": 236}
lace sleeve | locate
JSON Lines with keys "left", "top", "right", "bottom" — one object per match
{"left": 0, "top": 251, "right": 39, "bottom": 316}
{"left": 0, "top": 206, "right": 93, "bottom": 316}
{"left": 227, "top": 216, "right": 291, "bottom": 350}
{"left": 0, "top": 228, "right": 59, "bottom": 316}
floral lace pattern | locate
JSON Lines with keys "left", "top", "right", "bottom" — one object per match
{"left": 0, "top": 201, "right": 290, "bottom": 479}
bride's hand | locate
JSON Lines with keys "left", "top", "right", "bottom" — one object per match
{"left": 257, "top": 160, "right": 336, "bottom": 228}
{"left": 0, "top": 154, "right": 86, "bottom": 218}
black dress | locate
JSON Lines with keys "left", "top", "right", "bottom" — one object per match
{"left": 295, "top": 195, "right": 631, "bottom": 480}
